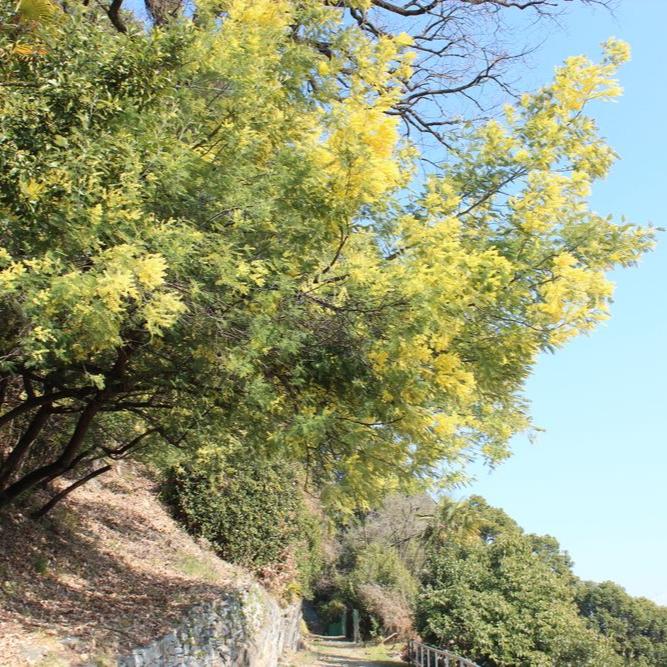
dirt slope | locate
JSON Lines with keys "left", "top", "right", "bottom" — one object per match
{"left": 0, "top": 462, "right": 250, "bottom": 666}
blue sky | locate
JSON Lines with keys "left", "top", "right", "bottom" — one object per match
{"left": 459, "top": 0, "right": 667, "bottom": 606}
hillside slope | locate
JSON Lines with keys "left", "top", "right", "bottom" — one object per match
{"left": 0, "top": 463, "right": 254, "bottom": 666}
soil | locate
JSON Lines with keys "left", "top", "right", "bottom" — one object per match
{"left": 0, "top": 462, "right": 250, "bottom": 666}
{"left": 287, "top": 636, "right": 407, "bottom": 667}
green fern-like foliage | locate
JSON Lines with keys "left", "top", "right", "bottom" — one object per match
{"left": 1, "top": 0, "right": 60, "bottom": 61}
{"left": 15, "top": 0, "right": 59, "bottom": 23}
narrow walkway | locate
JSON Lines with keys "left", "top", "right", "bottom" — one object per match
{"left": 288, "top": 635, "right": 407, "bottom": 667}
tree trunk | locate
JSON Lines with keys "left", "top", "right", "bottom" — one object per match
{"left": 0, "top": 376, "right": 8, "bottom": 409}
{"left": 0, "top": 396, "right": 104, "bottom": 508}
{"left": 0, "top": 344, "right": 134, "bottom": 509}
{"left": 0, "top": 403, "right": 51, "bottom": 490}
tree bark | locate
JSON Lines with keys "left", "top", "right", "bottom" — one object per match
{"left": 0, "top": 388, "right": 91, "bottom": 429}
{"left": 0, "top": 344, "right": 134, "bottom": 508}
{"left": 0, "top": 376, "right": 8, "bottom": 409}
{"left": 107, "top": 0, "right": 128, "bottom": 33}
{"left": 31, "top": 464, "right": 112, "bottom": 519}
{"left": 0, "top": 403, "right": 52, "bottom": 490}
{"left": 0, "top": 396, "right": 105, "bottom": 508}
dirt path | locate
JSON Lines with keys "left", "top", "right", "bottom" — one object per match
{"left": 288, "top": 636, "right": 408, "bottom": 667}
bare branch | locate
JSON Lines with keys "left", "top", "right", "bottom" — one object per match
{"left": 31, "top": 465, "right": 113, "bottom": 519}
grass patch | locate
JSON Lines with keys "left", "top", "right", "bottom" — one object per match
{"left": 35, "top": 654, "right": 71, "bottom": 667}
{"left": 365, "top": 643, "right": 405, "bottom": 662}
{"left": 33, "top": 554, "right": 50, "bottom": 575}
{"left": 173, "top": 552, "right": 220, "bottom": 583}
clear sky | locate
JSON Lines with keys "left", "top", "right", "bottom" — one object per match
{"left": 458, "top": 0, "right": 667, "bottom": 606}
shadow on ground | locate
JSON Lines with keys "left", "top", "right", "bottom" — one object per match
{"left": 0, "top": 465, "right": 242, "bottom": 662}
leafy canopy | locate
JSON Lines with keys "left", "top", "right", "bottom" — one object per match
{"left": 0, "top": 0, "right": 654, "bottom": 511}
{"left": 417, "top": 498, "right": 623, "bottom": 666}
{"left": 576, "top": 579, "right": 667, "bottom": 666}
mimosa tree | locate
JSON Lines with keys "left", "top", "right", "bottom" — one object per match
{"left": 0, "top": 0, "right": 652, "bottom": 514}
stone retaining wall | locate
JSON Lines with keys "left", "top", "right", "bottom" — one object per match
{"left": 118, "top": 584, "right": 301, "bottom": 667}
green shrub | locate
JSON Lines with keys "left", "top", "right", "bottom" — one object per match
{"left": 162, "top": 456, "right": 323, "bottom": 595}
{"left": 294, "top": 508, "right": 327, "bottom": 598}
{"left": 349, "top": 543, "right": 418, "bottom": 600}
{"left": 417, "top": 516, "right": 623, "bottom": 666}
{"left": 319, "top": 598, "right": 347, "bottom": 625}
{"left": 347, "top": 543, "right": 418, "bottom": 638}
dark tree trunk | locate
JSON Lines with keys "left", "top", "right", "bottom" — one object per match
{"left": 144, "top": 0, "right": 183, "bottom": 26}
{"left": 0, "top": 393, "right": 60, "bottom": 429}
{"left": 0, "top": 396, "right": 105, "bottom": 508}
{"left": 107, "top": 0, "right": 128, "bottom": 33}
{"left": 0, "top": 403, "right": 52, "bottom": 490}
{"left": 0, "top": 345, "right": 135, "bottom": 509}
{"left": 0, "top": 376, "right": 8, "bottom": 409}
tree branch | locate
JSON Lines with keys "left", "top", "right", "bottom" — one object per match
{"left": 106, "top": 0, "right": 127, "bottom": 33}
{"left": 31, "top": 465, "right": 113, "bottom": 519}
